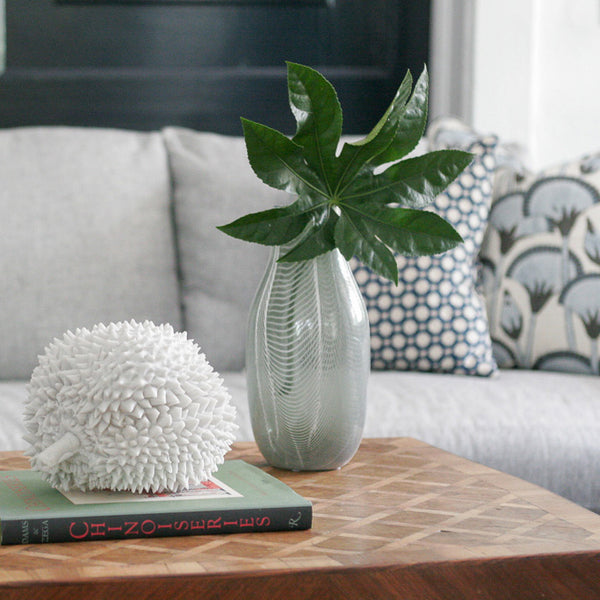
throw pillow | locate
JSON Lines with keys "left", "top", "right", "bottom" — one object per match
{"left": 352, "top": 136, "right": 498, "bottom": 376}
{"left": 479, "top": 151, "right": 600, "bottom": 374}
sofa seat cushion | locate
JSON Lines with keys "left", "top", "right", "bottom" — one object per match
{"left": 2, "top": 370, "right": 599, "bottom": 512}
{"left": 0, "top": 127, "right": 182, "bottom": 379}
{"left": 362, "top": 369, "right": 600, "bottom": 512}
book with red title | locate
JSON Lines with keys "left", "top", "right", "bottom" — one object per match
{"left": 0, "top": 460, "right": 312, "bottom": 544}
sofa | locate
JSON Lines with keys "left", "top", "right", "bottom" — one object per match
{"left": 1, "top": 124, "right": 599, "bottom": 513}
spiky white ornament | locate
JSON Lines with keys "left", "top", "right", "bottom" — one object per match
{"left": 23, "top": 320, "right": 238, "bottom": 493}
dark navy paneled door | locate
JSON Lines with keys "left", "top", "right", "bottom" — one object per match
{"left": 0, "top": 0, "right": 430, "bottom": 133}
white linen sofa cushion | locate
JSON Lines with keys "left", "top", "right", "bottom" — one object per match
{"left": 5, "top": 370, "right": 589, "bottom": 511}
{"left": 2, "top": 367, "right": 599, "bottom": 512}
{"left": 0, "top": 127, "right": 182, "bottom": 379}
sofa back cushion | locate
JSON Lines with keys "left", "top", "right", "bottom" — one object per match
{"left": 163, "top": 127, "right": 290, "bottom": 372}
{"left": 0, "top": 127, "right": 182, "bottom": 379}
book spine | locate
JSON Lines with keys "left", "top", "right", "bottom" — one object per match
{"left": 1, "top": 506, "right": 312, "bottom": 545}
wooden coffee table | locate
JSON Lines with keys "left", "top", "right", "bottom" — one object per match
{"left": 1, "top": 438, "right": 600, "bottom": 599}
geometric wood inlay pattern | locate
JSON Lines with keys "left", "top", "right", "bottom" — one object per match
{"left": 1, "top": 438, "right": 600, "bottom": 600}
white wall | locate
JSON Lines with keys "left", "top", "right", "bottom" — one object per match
{"left": 470, "top": 0, "right": 600, "bottom": 168}
{"left": 533, "top": 1, "right": 600, "bottom": 166}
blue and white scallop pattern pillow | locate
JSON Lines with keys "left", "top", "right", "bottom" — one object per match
{"left": 479, "top": 152, "right": 600, "bottom": 374}
{"left": 351, "top": 137, "right": 498, "bottom": 376}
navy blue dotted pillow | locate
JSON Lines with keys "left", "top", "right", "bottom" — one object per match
{"left": 352, "top": 138, "right": 498, "bottom": 376}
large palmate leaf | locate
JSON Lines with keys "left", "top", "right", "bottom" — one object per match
{"left": 218, "top": 62, "right": 473, "bottom": 283}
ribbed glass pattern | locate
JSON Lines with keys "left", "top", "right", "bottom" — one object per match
{"left": 246, "top": 248, "right": 370, "bottom": 470}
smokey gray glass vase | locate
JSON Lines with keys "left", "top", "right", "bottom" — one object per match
{"left": 246, "top": 246, "right": 370, "bottom": 471}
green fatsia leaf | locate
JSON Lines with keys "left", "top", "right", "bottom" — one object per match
{"left": 278, "top": 210, "right": 338, "bottom": 262}
{"left": 333, "top": 70, "right": 414, "bottom": 191}
{"left": 217, "top": 200, "right": 318, "bottom": 246}
{"left": 334, "top": 210, "right": 399, "bottom": 284}
{"left": 241, "top": 118, "right": 327, "bottom": 199}
{"left": 287, "top": 62, "right": 342, "bottom": 194}
{"left": 344, "top": 204, "right": 463, "bottom": 258}
{"left": 372, "top": 67, "right": 430, "bottom": 167}
{"left": 219, "top": 62, "right": 473, "bottom": 287}
{"left": 344, "top": 150, "right": 473, "bottom": 209}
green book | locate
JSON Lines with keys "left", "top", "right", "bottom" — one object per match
{"left": 0, "top": 460, "right": 312, "bottom": 545}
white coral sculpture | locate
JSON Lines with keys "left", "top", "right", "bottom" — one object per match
{"left": 23, "top": 320, "right": 238, "bottom": 493}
